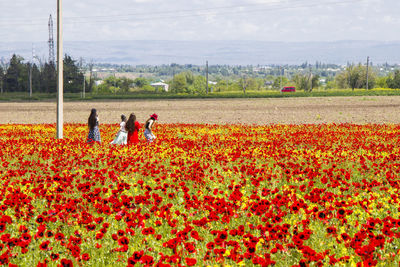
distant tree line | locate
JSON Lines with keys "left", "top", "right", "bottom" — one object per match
{"left": 1, "top": 55, "right": 399, "bottom": 95}
{"left": 95, "top": 76, "right": 152, "bottom": 93}
{"left": 0, "top": 54, "right": 89, "bottom": 94}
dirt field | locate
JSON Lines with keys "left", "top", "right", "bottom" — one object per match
{"left": 1, "top": 96, "right": 400, "bottom": 124}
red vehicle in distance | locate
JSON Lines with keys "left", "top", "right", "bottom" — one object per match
{"left": 281, "top": 86, "right": 296, "bottom": 92}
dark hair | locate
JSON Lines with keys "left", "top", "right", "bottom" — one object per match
{"left": 88, "top": 108, "right": 97, "bottom": 130}
{"left": 145, "top": 117, "right": 155, "bottom": 130}
{"left": 121, "top": 114, "right": 126, "bottom": 122}
{"left": 126, "top": 113, "right": 136, "bottom": 133}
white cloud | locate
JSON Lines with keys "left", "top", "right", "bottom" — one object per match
{"left": 0, "top": 0, "right": 399, "bottom": 42}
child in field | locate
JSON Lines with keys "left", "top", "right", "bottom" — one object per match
{"left": 87, "top": 108, "right": 101, "bottom": 144}
{"left": 110, "top": 114, "right": 128, "bottom": 145}
{"left": 144, "top": 113, "right": 158, "bottom": 142}
{"left": 126, "top": 113, "right": 141, "bottom": 144}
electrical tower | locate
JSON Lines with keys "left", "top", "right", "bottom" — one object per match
{"left": 48, "top": 15, "right": 55, "bottom": 64}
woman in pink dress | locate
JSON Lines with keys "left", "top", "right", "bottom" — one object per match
{"left": 126, "top": 113, "right": 141, "bottom": 144}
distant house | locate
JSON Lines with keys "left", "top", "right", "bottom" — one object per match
{"left": 95, "top": 80, "right": 104, "bottom": 86}
{"left": 264, "top": 80, "right": 273, "bottom": 86}
{"left": 150, "top": 82, "right": 169, "bottom": 92}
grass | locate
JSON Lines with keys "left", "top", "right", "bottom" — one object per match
{"left": 0, "top": 88, "right": 400, "bottom": 101}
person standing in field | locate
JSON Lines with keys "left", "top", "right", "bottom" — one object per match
{"left": 87, "top": 108, "right": 101, "bottom": 144}
{"left": 144, "top": 113, "right": 158, "bottom": 142}
{"left": 126, "top": 113, "right": 141, "bottom": 144}
{"left": 110, "top": 114, "right": 128, "bottom": 145}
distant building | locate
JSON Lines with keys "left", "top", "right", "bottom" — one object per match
{"left": 150, "top": 82, "right": 169, "bottom": 92}
{"left": 264, "top": 80, "right": 273, "bottom": 86}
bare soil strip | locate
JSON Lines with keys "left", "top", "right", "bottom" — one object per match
{"left": 1, "top": 96, "right": 400, "bottom": 124}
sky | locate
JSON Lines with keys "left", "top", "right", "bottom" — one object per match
{"left": 0, "top": 0, "right": 399, "bottom": 43}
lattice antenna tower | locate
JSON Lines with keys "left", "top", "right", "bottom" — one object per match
{"left": 48, "top": 14, "right": 55, "bottom": 65}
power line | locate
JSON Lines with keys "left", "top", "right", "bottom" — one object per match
{"left": 0, "top": 0, "right": 365, "bottom": 27}
{"left": 67, "top": 0, "right": 366, "bottom": 24}
{"left": 0, "top": 0, "right": 338, "bottom": 22}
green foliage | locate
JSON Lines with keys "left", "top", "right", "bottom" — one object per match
{"left": 4, "top": 54, "right": 25, "bottom": 92}
{"left": 387, "top": 70, "right": 400, "bottom": 89}
{"left": 292, "top": 73, "right": 319, "bottom": 92}
{"left": 0, "top": 53, "right": 84, "bottom": 94}
{"left": 214, "top": 80, "right": 239, "bottom": 92}
{"left": 272, "top": 76, "right": 289, "bottom": 90}
{"left": 237, "top": 76, "right": 261, "bottom": 93}
{"left": 170, "top": 71, "right": 207, "bottom": 93}
{"left": 170, "top": 72, "right": 188, "bottom": 93}
{"left": 119, "top": 77, "right": 134, "bottom": 92}
{"left": 41, "top": 63, "right": 56, "bottom": 93}
{"left": 95, "top": 76, "right": 134, "bottom": 93}
{"left": 133, "top": 77, "right": 149, "bottom": 88}
{"left": 335, "top": 64, "right": 376, "bottom": 90}
{"left": 376, "top": 76, "right": 388, "bottom": 88}
{"left": 63, "top": 55, "right": 84, "bottom": 93}
{"left": 189, "top": 75, "right": 206, "bottom": 94}
{"left": 325, "top": 80, "right": 337, "bottom": 90}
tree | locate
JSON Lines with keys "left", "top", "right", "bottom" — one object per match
{"left": 239, "top": 75, "right": 256, "bottom": 93}
{"left": 170, "top": 73, "right": 187, "bottom": 93}
{"left": 133, "top": 77, "right": 148, "bottom": 88}
{"left": 119, "top": 77, "right": 134, "bottom": 92}
{"left": 335, "top": 64, "right": 376, "bottom": 90}
{"left": 63, "top": 55, "right": 84, "bottom": 93}
{"left": 272, "top": 76, "right": 289, "bottom": 90}
{"left": 189, "top": 75, "right": 206, "bottom": 94}
{"left": 387, "top": 70, "right": 400, "bottom": 89}
{"left": 4, "top": 54, "right": 25, "bottom": 92}
{"left": 31, "top": 64, "right": 41, "bottom": 92}
{"left": 292, "top": 73, "right": 318, "bottom": 92}
{"left": 311, "top": 75, "right": 320, "bottom": 91}
{"left": 183, "top": 71, "right": 194, "bottom": 85}
{"left": 375, "top": 76, "right": 388, "bottom": 88}
{"left": 41, "top": 62, "right": 56, "bottom": 93}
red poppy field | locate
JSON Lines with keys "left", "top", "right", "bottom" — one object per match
{"left": 1, "top": 123, "right": 400, "bottom": 266}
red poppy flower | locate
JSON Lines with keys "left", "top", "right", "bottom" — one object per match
{"left": 39, "top": 240, "right": 50, "bottom": 251}
{"left": 118, "top": 236, "right": 129, "bottom": 246}
{"left": 185, "top": 258, "right": 197, "bottom": 266}
{"left": 81, "top": 253, "right": 90, "bottom": 261}
{"left": 59, "top": 259, "right": 73, "bottom": 267}
{"left": 50, "top": 253, "right": 59, "bottom": 261}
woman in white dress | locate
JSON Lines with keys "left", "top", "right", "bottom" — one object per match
{"left": 110, "top": 114, "right": 128, "bottom": 145}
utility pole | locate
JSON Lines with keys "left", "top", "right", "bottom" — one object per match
{"left": 309, "top": 65, "right": 312, "bottom": 92}
{"left": 366, "top": 56, "right": 370, "bottom": 90}
{"left": 113, "top": 70, "right": 116, "bottom": 94}
{"left": 280, "top": 67, "right": 282, "bottom": 90}
{"left": 79, "top": 58, "right": 85, "bottom": 98}
{"left": 83, "top": 75, "right": 86, "bottom": 98}
{"left": 29, "top": 44, "right": 34, "bottom": 98}
{"left": 29, "top": 63, "right": 32, "bottom": 98}
{"left": 206, "top": 60, "right": 209, "bottom": 94}
{"left": 57, "top": 0, "right": 64, "bottom": 139}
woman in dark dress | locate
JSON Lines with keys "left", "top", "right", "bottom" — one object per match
{"left": 87, "top": 108, "right": 101, "bottom": 144}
